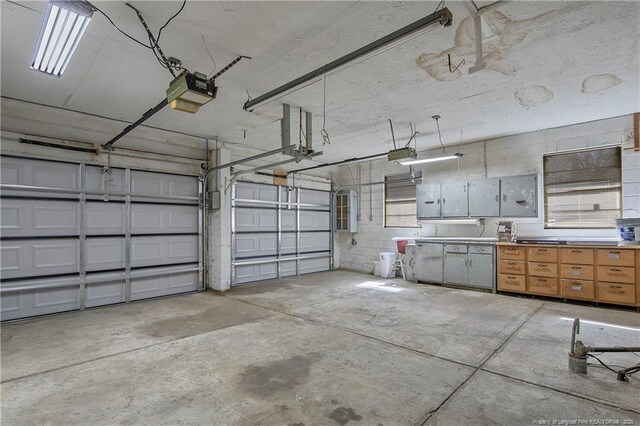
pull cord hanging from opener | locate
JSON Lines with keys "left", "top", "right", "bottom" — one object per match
{"left": 321, "top": 72, "right": 331, "bottom": 145}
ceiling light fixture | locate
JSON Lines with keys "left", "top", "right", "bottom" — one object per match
{"left": 399, "top": 153, "right": 462, "bottom": 166}
{"left": 31, "top": 0, "right": 94, "bottom": 77}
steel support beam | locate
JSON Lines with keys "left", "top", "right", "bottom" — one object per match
{"left": 243, "top": 8, "right": 452, "bottom": 111}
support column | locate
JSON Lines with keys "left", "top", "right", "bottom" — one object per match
{"left": 208, "top": 146, "right": 232, "bottom": 291}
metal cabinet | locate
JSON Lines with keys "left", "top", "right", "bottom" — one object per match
{"left": 441, "top": 182, "right": 468, "bottom": 217}
{"left": 415, "top": 242, "right": 443, "bottom": 283}
{"left": 469, "top": 178, "right": 500, "bottom": 217}
{"left": 416, "top": 183, "right": 441, "bottom": 219}
{"left": 500, "top": 175, "right": 538, "bottom": 217}
{"left": 468, "top": 244, "right": 495, "bottom": 289}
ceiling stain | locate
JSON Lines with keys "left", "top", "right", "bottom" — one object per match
{"left": 581, "top": 73, "right": 622, "bottom": 94}
{"left": 416, "top": 4, "right": 585, "bottom": 81}
{"left": 514, "top": 85, "right": 553, "bottom": 107}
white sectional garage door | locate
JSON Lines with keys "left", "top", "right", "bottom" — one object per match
{"left": 231, "top": 182, "right": 332, "bottom": 285}
{"left": 0, "top": 156, "right": 202, "bottom": 321}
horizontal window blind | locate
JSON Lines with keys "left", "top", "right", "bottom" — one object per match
{"left": 544, "top": 146, "right": 621, "bottom": 229}
{"left": 384, "top": 172, "right": 422, "bottom": 228}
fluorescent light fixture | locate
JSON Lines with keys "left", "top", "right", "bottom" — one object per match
{"left": 419, "top": 219, "right": 481, "bottom": 226}
{"left": 31, "top": 1, "right": 94, "bottom": 77}
{"left": 400, "top": 153, "right": 462, "bottom": 166}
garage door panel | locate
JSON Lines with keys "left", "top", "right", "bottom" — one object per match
{"left": 281, "top": 210, "right": 296, "bottom": 231}
{"left": 130, "top": 235, "right": 198, "bottom": 267}
{"left": 299, "top": 189, "right": 330, "bottom": 210}
{"left": 280, "top": 187, "right": 297, "bottom": 203}
{"left": 300, "top": 211, "right": 330, "bottom": 231}
{"left": 85, "top": 166, "right": 126, "bottom": 200}
{"left": 235, "top": 182, "right": 278, "bottom": 205}
{"left": 300, "top": 257, "right": 331, "bottom": 274}
{"left": 300, "top": 232, "right": 330, "bottom": 253}
{"left": 86, "top": 202, "right": 125, "bottom": 235}
{"left": 281, "top": 260, "right": 297, "bottom": 277}
{"left": 1, "top": 239, "right": 79, "bottom": 279}
{"left": 235, "top": 234, "right": 277, "bottom": 258}
{"left": 235, "top": 208, "right": 277, "bottom": 232}
{"left": 130, "top": 204, "right": 198, "bottom": 234}
{"left": 281, "top": 234, "right": 296, "bottom": 254}
{"left": 1, "top": 200, "right": 79, "bottom": 237}
{"left": 85, "top": 279, "right": 125, "bottom": 307}
{"left": 235, "top": 261, "right": 278, "bottom": 284}
{"left": 1, "top": 276, "right": 81, "bottom": 321}
{"left": 130, "top": 269, "right": 198, "bottom": 300}
{"left": 1, "top": 157, "right": 79, "bottom": 197}
{"left": 130, "top": 171, "right": 198, "bottom": 202}
{"left": 85, "top": 238, "right": 125, "bottom": 271}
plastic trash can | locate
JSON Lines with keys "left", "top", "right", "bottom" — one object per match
{"left": 379, "top": 252, "right": 397, "bottom": 278}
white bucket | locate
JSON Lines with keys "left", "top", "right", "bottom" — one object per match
{"left": 615, "top": 218, "right": 640, "bottom": 245}
{"left": 379, "top": 252, "right": 397, "bottom": 278}
{"left": 372, "top": 261, "right": 380, "bottom": 277}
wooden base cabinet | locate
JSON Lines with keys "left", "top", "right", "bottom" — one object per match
{"left": 497, "top": 243, "right": 639, "bottom": 307}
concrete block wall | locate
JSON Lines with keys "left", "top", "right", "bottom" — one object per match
{"left": 333, "top": 114, "right": 639, "bottom": 274}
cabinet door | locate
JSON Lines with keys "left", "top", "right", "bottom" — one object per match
{"left": 469, "top": 253, "right": 494, "bottom": 289}
{"left": 415, "top": 243, "right": 443, "bottom": 283}
{"left": 416, "top": 183, "right": 441, "bottom": 219}
{"left": 500, "top": 175, "right": 538, "bottom": 217}
{"left": 444, "top": 253, "right": 468, "bottom": 285}
{"left": 469, "top": 179, "right": 500, "bottom": 217}
{"left": 442, "top": 182, "right": 469, "bottom": 217}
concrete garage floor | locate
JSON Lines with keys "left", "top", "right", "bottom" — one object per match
{"left": 1, "top": 271, "right": 639, "bottom": 425}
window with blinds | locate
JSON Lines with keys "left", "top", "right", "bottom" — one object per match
{"left": 384, "top": 171, "right": 422, "bottom": 228}
{"left": 544, "top": 146, "right": 621, "bottom": 229}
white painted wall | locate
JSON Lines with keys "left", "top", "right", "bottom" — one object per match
{"left": 333, "top": 115, "right": 640, "bottom": 274}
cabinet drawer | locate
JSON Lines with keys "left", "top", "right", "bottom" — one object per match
{"left": 528, "top": 262, "right": 558, "bottom": 278}
{"left": 469, "top": 244, "right": 494, "bottom": 254}
{"left": 596, "top": 249, "right": 635, "bottom": 267}
{"left": 560, "top": 248, "right": 594, "bottom": 265}
{"left": 499, "top": 260, "right": 525, "bottom": 275}
{"left": 560, "top": 264, "right": 594, "bottom": 281}
{"left": 597, "top": 266, "right": 635, "bottom": 284}
{"left": 499, "top": 246, "right": 525, "bottom": 261}
{"left": 498, "top": 274, "right": 526, "bottom": 292}
{"left": 561, "top": 279, "right": 595, "bottom": 301}
{"left": 597, "top": 282, "right": 636, "bottom": 305}
{"left": 528, "top": 276, "right": 558, "bottom": 296}
{"left": 528, "top": 247, "right": 558, "bottom": 263}
{"left": 444, "top": 244, "right": 467, "bottom": 254}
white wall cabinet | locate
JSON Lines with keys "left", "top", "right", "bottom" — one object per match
{"left": 417, "top": 174, "right": 537, "bottom": 219}
{"left": 468, "top": 178, "right": 500, "bottom": 217}
{"left": 441, "top": 182, "right": 468, "bottom": 217}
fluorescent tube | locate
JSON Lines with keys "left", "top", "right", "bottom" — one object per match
{"left": 31, "top": 1, "right": 93, "bottom": 77}
{"left": 399, "top": 153, "right": 462, "bottom": 166}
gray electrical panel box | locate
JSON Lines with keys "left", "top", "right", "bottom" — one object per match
{"left": 469, "top": 178, "right": 500, "bottom": 217}
{"left": 417, "top": 183, "right": 441, "bottom": 219}
{"left": 500, "top": 175, "right": 538, "bottom": 217}
{"left": 441, "top": 182, "right": 468, "bottom": 217}
{"left": 208, "top": 190, "right": 221, "bottom": 210}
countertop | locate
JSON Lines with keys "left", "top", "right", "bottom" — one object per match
{"left": 393, "top": 237, "right": 498, "bottom": 244}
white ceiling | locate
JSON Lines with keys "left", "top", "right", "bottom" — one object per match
{"left": 1, "top": 1, "right": 639, "bottom": 167}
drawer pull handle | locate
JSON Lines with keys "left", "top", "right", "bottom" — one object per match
{"left": 608, "top": 252, "right": 620, "bottom": 259}
{"left": 571, "top": 285, "right": 582, "bottom": 291}
{"left": 571, "top": 250, "right": 582, "bottom": 253}
{"left": 571, "top": 270, "right": 581, "bottom": 276}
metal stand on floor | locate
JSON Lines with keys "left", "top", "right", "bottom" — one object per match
{"left": 568, "top": 318, "right": 640, "bottom": 381}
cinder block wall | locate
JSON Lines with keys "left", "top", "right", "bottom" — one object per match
{"left": 333, "top": 114, "right": 640, "bottom": 274}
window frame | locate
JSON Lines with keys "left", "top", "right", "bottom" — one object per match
{"left": 543, "top": 145, "right": 622, "bottom": 230}
{"left": 383, "top": 172, "right": 421, "bottom": 229}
